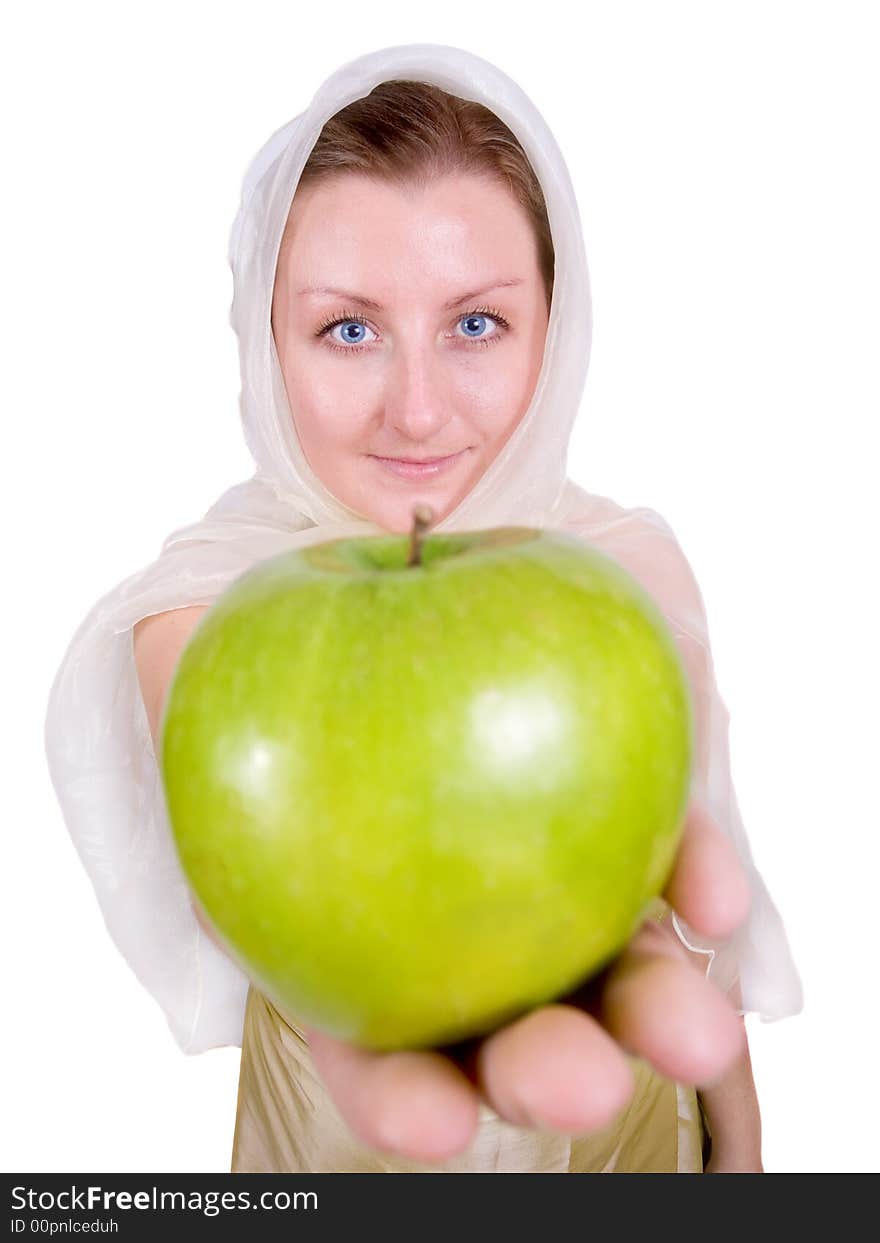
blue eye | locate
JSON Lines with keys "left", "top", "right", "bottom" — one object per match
{"left": 318, "top": 306, "right": 509, "bottom": 354}
{"left": 328, "top": 319, "right": 377, "bottom": 348}
{"left": 453, "top": 309, "right": 510, "bottom": 344}
{"left": 458, "top": 314, "right": 493, "bottom": 339}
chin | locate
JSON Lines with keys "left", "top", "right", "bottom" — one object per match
{"left": 372, "top": 494, "right": 455, "bottom": 535}
{"left": 347, "top": 457, "right": 479, "bottom": 534}
{"left": 382, "top": 504, "right": 446, "bottom": 535}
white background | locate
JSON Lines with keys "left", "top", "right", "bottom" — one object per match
{"left": 5, "top": 0, "right": 878, "bottom": 1174}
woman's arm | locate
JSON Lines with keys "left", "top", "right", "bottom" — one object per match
{"left": 133, "top": 606, "right": 230, "bottom": 953}
{"left": 697, "top": 1023, "right": 763, "bottom": 1172}
{"left": 648, "top": 899, "right": 763, "bottom": 1172}
{"left": 678, "top": 950, "right": 763, "bottom": 1172}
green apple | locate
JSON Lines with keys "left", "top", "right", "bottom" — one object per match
{"left": 161, "top": 506, "right": 693, "bottom": 1051}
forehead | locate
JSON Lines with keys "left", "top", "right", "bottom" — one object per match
{"left": 277, "top": 172, "right": 540, "bottom": 297}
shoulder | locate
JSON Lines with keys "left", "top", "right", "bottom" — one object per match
{"left": 554, "top": 483, "right": 679, "bottom": 550}
{"left": 562, "top": 495, "right": 708, "bottom": 639}
{"left": 133, "top": 604, "right": 210, "bottom": 648}
{"left": 133, "top": 605, "right": 211, "bottom": 682}
{"left": 133, "top": 606, "right": 211, "bottom": 746}
{"left": 627, "top": 509, "right": 709, "bottom": 640}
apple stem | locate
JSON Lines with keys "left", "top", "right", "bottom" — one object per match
{"left": 407, "top": 503, "right": 435, "bottom": 567}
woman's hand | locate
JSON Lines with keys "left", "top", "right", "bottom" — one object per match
{"left": 301, "top": 800, "right": 751, "bottom": 1163}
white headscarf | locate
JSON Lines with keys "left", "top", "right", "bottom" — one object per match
{"left": 44, "top": 43, "right": 802, "bottom": 1055}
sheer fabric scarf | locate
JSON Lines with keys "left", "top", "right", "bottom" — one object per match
{"left": 44, "top": 43, "right": 803, "bottom": 1055}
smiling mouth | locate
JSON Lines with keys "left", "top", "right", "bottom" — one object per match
{"left": 369, "top": 450, "right": 471, "bottom": 478}
{"left": 373, "top": 452, "right": 467, "bottom": 464}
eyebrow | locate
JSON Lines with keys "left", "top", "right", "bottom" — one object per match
{"left": 296, "top": 279, "right": 525, "bottom": 312}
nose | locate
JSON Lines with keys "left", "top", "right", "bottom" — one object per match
{"left": 383, "top": 337, "right": 454, "bottom": 445}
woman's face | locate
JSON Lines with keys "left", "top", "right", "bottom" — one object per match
{"left": 271, "top": 171, "right": 550, "bottom": 533}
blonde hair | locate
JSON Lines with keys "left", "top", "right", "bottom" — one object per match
{"left": 294, "top": 80, "right": 554, "bottom": 310}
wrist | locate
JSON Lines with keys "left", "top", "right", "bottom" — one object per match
{"left": 705, "top": 1142, "right": 764, "bottom": 1174}
{"left": 703, "top": 1118, "right": 762, "bottom": 1173}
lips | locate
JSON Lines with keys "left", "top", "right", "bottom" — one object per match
{"left": 394, "top": 456, "right": 452, "bottom": 464}
{"left": 370, "top": 450, "right": 470, "bottom": 480}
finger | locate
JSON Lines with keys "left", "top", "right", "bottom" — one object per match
{"left": 302, "top": 1024, "right": 481, "bottom": 1163}
{"left": 597, "top": 929, "right": 746, "bottom": 1086}
{"left": 470, "top": 1004, "right": 635, "bottom": 1134}
{"left": 664, "top": 800, "right": 751, "bottom": 939}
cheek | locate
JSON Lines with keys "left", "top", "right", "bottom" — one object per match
{"left": 286, "top": 349, "right": 380, "bottom": 449}
{"left": 454, "top": 348, "right": 538, "bottom": 429}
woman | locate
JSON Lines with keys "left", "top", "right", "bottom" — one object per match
{"left": 44, "top": 44, "right": 803, "bottom": 1174}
